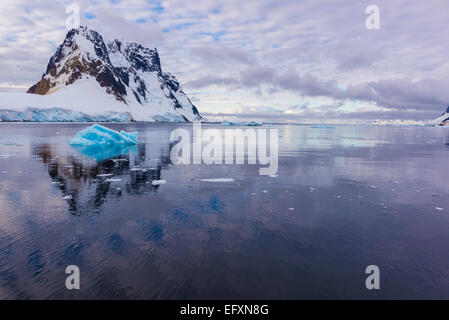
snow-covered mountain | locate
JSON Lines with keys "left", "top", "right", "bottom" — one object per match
{"left": 0, "top": 26, "right": 202, "bottom": 122}
{"left": 430, "top": 106, "right": 449, "bottom": 126}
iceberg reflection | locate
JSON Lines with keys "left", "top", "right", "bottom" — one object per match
{"left": 71, "top": 143, "right": 138, "bottom": 162}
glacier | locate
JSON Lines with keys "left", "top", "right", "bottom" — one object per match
{"left": 221, "top": 120, "right": 263, "bottom": 126}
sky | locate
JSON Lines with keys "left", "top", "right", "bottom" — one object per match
{"left": 0, "top": 0, "right": 448, "bottom": 122}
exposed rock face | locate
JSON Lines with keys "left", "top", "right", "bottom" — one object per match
{"left": 27, "top": 26, "right": 202, "bottom": 121}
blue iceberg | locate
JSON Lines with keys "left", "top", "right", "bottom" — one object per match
{"left": 71, "top": 144, "right": 137, "bottom": 161}
{"left": 70, "top": 124, "right": 138, "bottom": 146}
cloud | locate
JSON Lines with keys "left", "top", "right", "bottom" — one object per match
{"left": 191, "top": 44, "right": 254, "bottom": 65}
{"left": 185, "top": 76, "right": 240, "bottom": 88}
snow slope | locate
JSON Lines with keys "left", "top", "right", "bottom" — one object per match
{"left": 429, "top": 106, "right": 449, "bottom": 126}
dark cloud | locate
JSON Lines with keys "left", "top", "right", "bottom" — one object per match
{"left": 343, "top": 78, "right": 449, "bottom": 112}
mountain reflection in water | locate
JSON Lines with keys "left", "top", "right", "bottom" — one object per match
{"left": 32, "top": 142, "right": 171, "bottom": 215}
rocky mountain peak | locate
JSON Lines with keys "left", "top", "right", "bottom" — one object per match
{"left": 26, "top": 26, "right": 202, "bottom": 121}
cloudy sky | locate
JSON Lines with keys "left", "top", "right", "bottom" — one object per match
{"left": 1, "top": 0, "right": 448, "bottom": 122}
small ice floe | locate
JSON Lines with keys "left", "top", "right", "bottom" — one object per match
{"left": 357, "top": 195, "right": 363, "bottom": 198}
{"left": 97, "top": 173, "right": 114, "bottom": 177}
{"left": 62, "top": 195, "right": 73, "bottom": 200}
{"left": 65, "top": 165, "right": 73, "bottom": 168}
{"left": 261, "top": 190, "right": 268, "bottom": 193}
{"left": 288, "top": 207, "right": 295, "bottom": 210}
{"left": 130, "top": 168, "right": 144, "bottom": 171}
{"left": 269, "top": 174, "right": 278, "bottom": 178}
{"left": 1, "top": 171, "right": 8, "bottom": 174}
{"left": 370, "top": 185, "right": 377, "bottom": 189}
{"left": 116, "top": 187, "right": 121, "bottom": 191}
{"left": 251, "top": 193, "right": 256, "bottom": 196}
{"left": 435, "top": 207, "right": 444, "bottom": 211}
{"left": 0, "top": 155, "right": 12, "bottom": 159}
{"left": 336, "top": 195, "right": 341, "bottom": 199}
{"left": 152, "top": 180, "right": 166, "bottom": 186}
{"left": 112, "top": 159, "right": 129, "bottom": 163}
{"left": 105, "top": 178, "right": 122, "bottom": 182}
{"left": 200, "top": 178, "right": 235, "bottom": 183}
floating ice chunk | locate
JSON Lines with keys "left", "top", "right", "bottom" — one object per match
{"left": 1, "top": 171, "right": 8, "bottom": 174}
{"left": 269, "top": 174, "right": 278, "bottom": 178}
{"left": 200, "top": 178, "right": 235, "bottom": 182}
{"left": 261, "top": 190, "right": 268, "bottom": 193}
{"left": 70, "top": 124, "right": 138, "bottom": 146}
{"left": 97, "top": 173, "right": 114, "bottom": 177}
{"left": 370, "top": 185, "right": 377, "bottom": 189}
{"left": 62, "top": 195, "right": 73, "bottom": 200}
{"left": 0, "top": 155, "right": 12, "bottom": 159}
{"left": 288, "top": 207, "right": 295, "bottom": 210}
{"left": 435, "top": 207, "right": 444, "bottom": 211}
{"left": 152, "top": 179, "right": 166, "bottom": 186}
{"left": 105, "top": 178, "right": 122, "bottom": 182}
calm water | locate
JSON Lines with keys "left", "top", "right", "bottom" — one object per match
{"left": 0, "top": 123, "right": 448, "bottom": 299}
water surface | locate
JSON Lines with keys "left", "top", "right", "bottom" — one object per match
{"left": 0, "top": 123, "right": 448, "bottom": 299}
